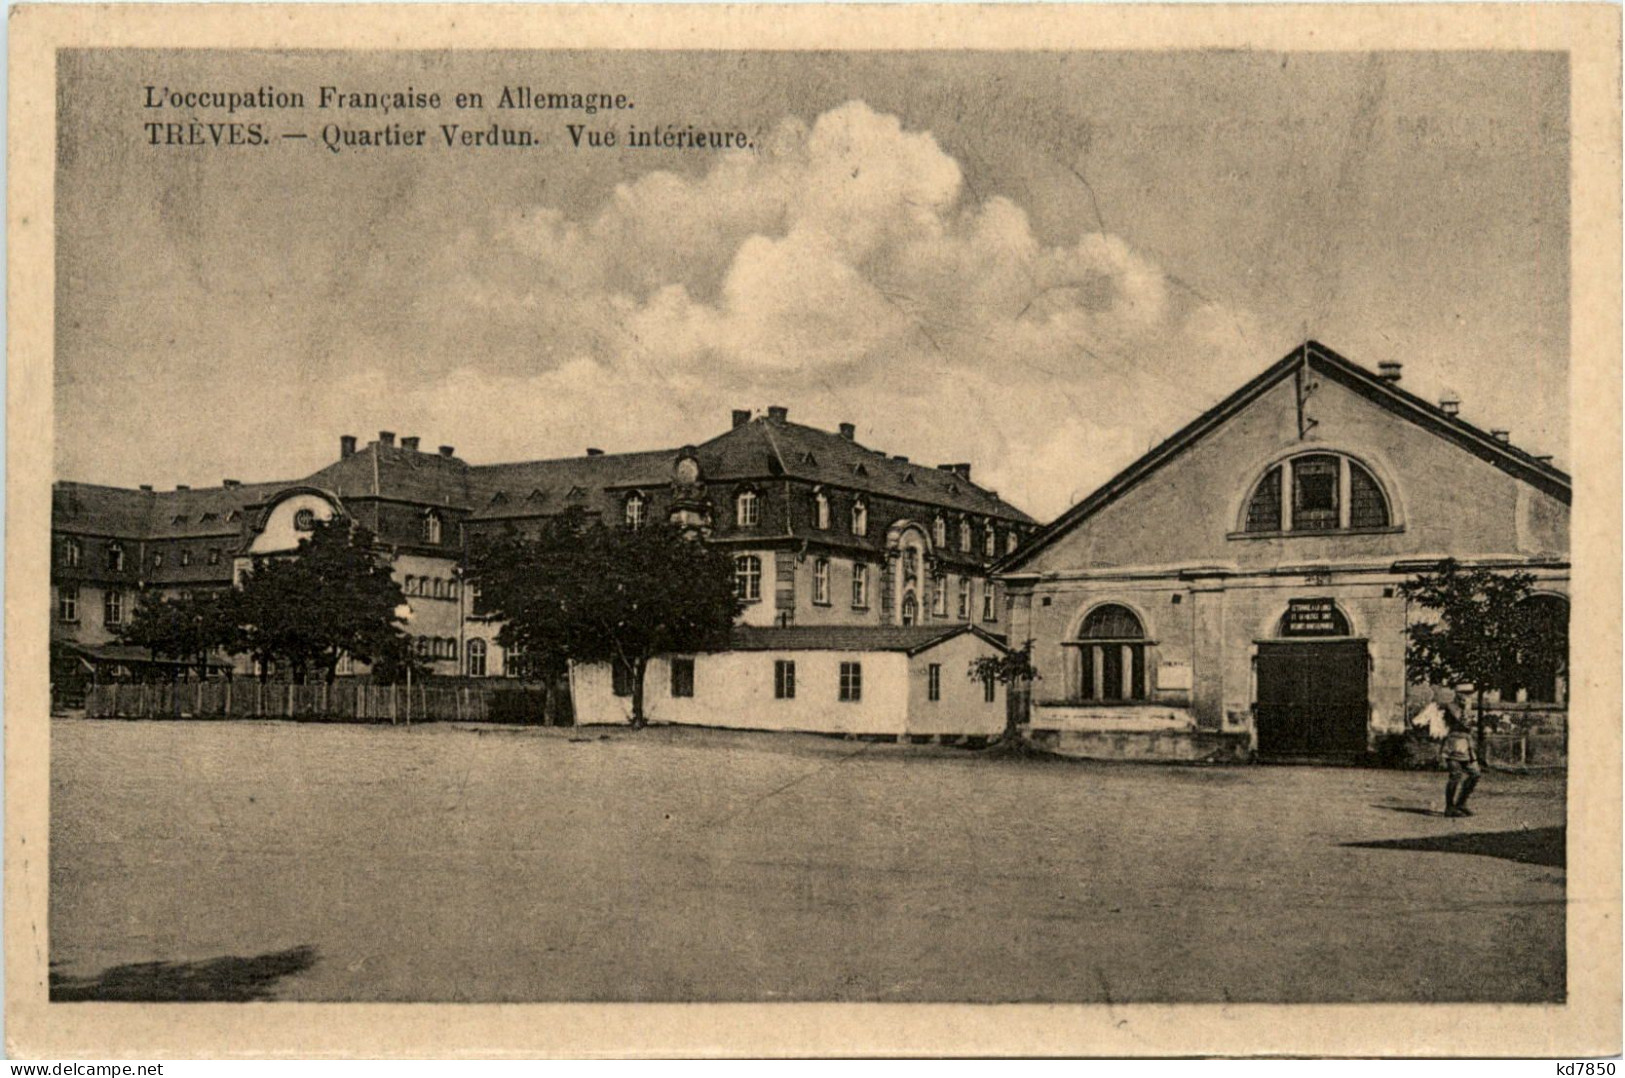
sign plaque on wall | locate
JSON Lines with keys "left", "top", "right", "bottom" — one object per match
{"left": 1282, "top": 597, "right": 1348, "bottom": 637}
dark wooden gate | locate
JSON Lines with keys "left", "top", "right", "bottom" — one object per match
{"left": 1255, "top": 641, "right": 1369, "bottom": 758}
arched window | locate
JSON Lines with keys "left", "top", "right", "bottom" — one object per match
{"left": 1075, "top": 603, "right": 1148, "bottom": 702}
{"left": 734, "top": 555, "right": 761, "bottom": 601}
{"left": 932, "top": 573, "right": 947, "bottom": 617}
{"left": 1006, "top": 530, "right": 1019, "bottom": 555}
{"left": 423, "top": 511, "right": 443, "bottom": 545}
{"left": 901, "top": 593, "right": 918, "bottom": 625}
{"left": 851, "top": 563, "right": 869, "bottom": 608}
{"left": 813, "top": 558, "right": 831, "bottom": 604}
{"left": 1244, "top": 454, "right": 1392, "bottom": 534}
{"left": 814, "top": 490, "right": 830, "bottom": 530}
{"left": 433, "top": 578, "right": 445, "bottom": 599}
{"left": 984, "top": 525, "right": 997, "bottom": 558}
{"left": 957, "top": 577, "right": 971, "bottom": 619}
{"left": 851, "top": 499, "right": 868, "bottom": 537}
{"left": 293, "top": 508, "right": 317, "bottom": 531}
{"left": 107, "top": 541, "right": 125, "bottom": 572}
{"left": 933, "top": 514, "right": 947, "bottom": 549}
{"left": 1503, "top": 594, "right": 1569, "bottom": 704}
{"left": 958, "top": 518, "right": 972, "bottom": 553}
{"left": 624, "top": 492, "right": 646, "bottom": 530}
{"left": 466, "top": 638, "right": 487, "bottom": 678}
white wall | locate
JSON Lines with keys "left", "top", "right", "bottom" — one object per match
{"left": 904, "top": 631, "right": 1008, "bottom": 737}
{"left": 573, "top": 650, "right": 911, "bottom": 735}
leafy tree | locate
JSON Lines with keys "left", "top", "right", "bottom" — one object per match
{"left": 119, "top": 589, "right": 239, "bottom": 681}
{"left": 1398, "top": 558, "right": 1567, "bottom": 747}
{"left": 968, "top": 638, "right": 1042, "bottom": 743}
{"left": 234, "top": 518, "right": 407, "bottom": 684}
{"left": 468, "top": 509, "right": 743, "bottom": 727}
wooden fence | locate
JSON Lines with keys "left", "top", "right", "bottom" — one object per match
{"left": 1483, "top": 732, "right": 1567, "bottom": 770}
{"left": 84, "top": 682, "right": 568, "bottom": 726}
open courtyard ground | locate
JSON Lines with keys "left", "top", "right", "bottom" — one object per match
{"left": 49, "top": 717, "right": 1565, "bottom": 1002}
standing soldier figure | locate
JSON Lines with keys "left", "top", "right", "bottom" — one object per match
{"left": 1440, "top": 682, "right": 1482, "bottom": 817}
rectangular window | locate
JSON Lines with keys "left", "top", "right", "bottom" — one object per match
{"left": 983, "top": 587, "right": 997, "bottom": 622}
{"left": 58, "top": 584, "right": 78, "bottom": 623}
{"left": 670, "top": 657, "right": 695, "bottom": 698}
{"left": 932, "top": 576, "right": 947, "bottom": 617}
{"left": 927, "top": 663, "right": 941, "bottom": 702}
{"left": 775, "top": 659, "right": 796, "bottom": 700}
{"left": 611, "top": 656, "right": 634, "bottom": 697}
{"left": 839, "top": 661, "right": 863, "bottom": 702}
{"left": 958, "top": 578, "right": 971, "bottom": 620}
{"left": 208, "top": 548, "right": 221, "bottom": 566}
{"left": 852, "top": 564, "right": 869, "bottom": 609}
{"left": 813, "top": 558, "right": 830, "bottom": 605}
{"left": 103, "top": 589, "right": 124, "bottom": 627}
{"left": 1292, "top": 455, "right": 1340, "bottom": 532}
{"left": 1078, "top": 643, "right": 1148, "bottom": 702}
{"left": 984, "top": 675, "right": 997, "bottom": 703}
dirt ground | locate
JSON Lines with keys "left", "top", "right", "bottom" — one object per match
{"left": 48, "top": 717, "right": 1566, "bottom": 1003}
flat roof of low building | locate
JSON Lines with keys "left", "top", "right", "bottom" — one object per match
{"left": 723, "top": 623, "right": 1008, "bottom": 656}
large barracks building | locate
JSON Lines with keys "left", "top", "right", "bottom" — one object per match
{"left": 52, "top": 407, "right": 1036, "bottom": 728}
{"left": 997, "top": 342, "right": 1570, "bottom": 762}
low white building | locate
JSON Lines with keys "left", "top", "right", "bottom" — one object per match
{"left": 571, "top": 625, "right": 1011, "bottom": 738}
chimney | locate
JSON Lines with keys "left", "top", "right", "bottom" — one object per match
{"left": 340, "top": 434, "right": 357, "bottom": 458}
{"left": 893, "top": 455, "right": 909, "bottom": 463}
{"left": 1534, "top": 454, "right": 1554, "bottom": 464}
{"left": 838, "top": 422, "right": 856, "bottom": 441}
{"left": 438, "top": 445, "right": 455, "bottom": 458}
{"left": 586, "top": 448, "right": 605, "bottom": 457}
{"left": 766, "top": 405, "right": 789, "bottom": 424}
{"left": 222, "top": 479, "right": 240, "bottom": 488}
{"left": 139, "top": 484, "right": 153, "bottom": 492}
{"left": 1439, "top": 397, "right": 1461, "bottom": 418}
{"left": 378, "top": 431, "right": 395, "bottom": 448}
{"left": 1378, "top": 361, "right": 1403, "bottom": 383}
{"left": 176, "top": 484, "right": 190, "bottom": 491}
{"left": 732, "top": 409, "right": 752, "bottom": 429}
{"left": 400, "top": 436, "right": 420, "bottom": 452}
{"left": 1491, "top": 429, "right": 1511, "bottom": 444}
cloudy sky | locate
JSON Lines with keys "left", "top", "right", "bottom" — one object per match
{"left": 56, "top": 49, "right": 1568, "bottom": 520}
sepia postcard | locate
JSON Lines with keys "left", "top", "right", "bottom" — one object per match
{"left": 6, "top": 2, "right": 1621, "bottom": 1060}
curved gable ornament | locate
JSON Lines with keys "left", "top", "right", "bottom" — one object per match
{"left": 244, "top": 486, "right": 346, "bottom": 556}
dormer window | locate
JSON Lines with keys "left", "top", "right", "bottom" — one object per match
{"left": 423, "top": 511, "right": 443, "bottom": 545}
{"left": 736, "top": 489, "right": 760, "bottom": 527}
{"left": 1006, "top": 530, "right": 1019, "bottom": 555}
{"left": 152, "top": 551, "right": 165, "bottom": 570}
{"left": 933, "top": 514, "right": 947, "bottom": 549}
{"left": 624, "top": 492, "right": 647, "bottom": 530}
{"left": 958, "top": 518, "right": 972, "bottom": 553}
{"left": 293, "top": 508, "right": 317, "bottom": 531}
{"left": 1241, "top": 453, "right": 1392, "bottom": 535}
{"left": 106, "top": 541, "right": 125, "bottom": 572}
{"left": 850, "top": 498, "right": 868, "bottom": 537}
{"left": 63, "top": 537, "right": 82, "bottom": 568}
{"left": 984, "top": 524, "right": 997, "bottom": 558}
{"left": 814, "top": 490, "right": 830, "bottom": 530}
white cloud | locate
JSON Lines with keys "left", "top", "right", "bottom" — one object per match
{"left": 61, "top": 99, "right": 1269, "bottom": 521}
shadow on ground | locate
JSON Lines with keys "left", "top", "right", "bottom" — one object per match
{"left": 50, "top": 945, "right": 317, "bottom": 1001}
{"left": 1343, "top": 826, "right": 1564, "bottom": 868}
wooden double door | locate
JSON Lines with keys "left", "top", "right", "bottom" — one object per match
{"left": 1255, "top": 640, "right": 1369, "bottom": 758}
